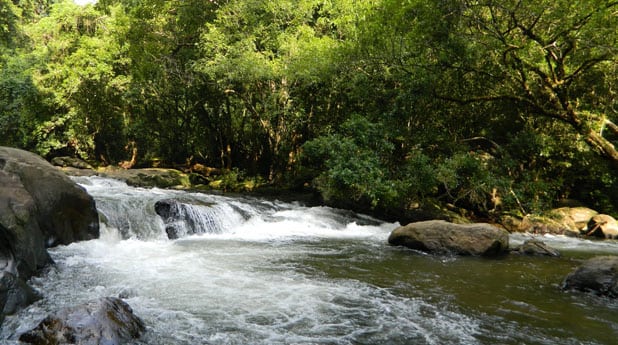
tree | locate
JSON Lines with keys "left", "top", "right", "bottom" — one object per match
{"left": 444, "top": 0, "right": 618, "bottom": 165}
{"left": 198, "top": 0, "right": 358, "bottom": 179}
{"left": 19, "top": 0, "right": 128, "bottom": 160}
{"left": 100, "top": 0, "right": 219, "bottom": 166}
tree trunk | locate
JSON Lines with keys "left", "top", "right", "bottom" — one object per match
{"left": 585, "top": 130, "right": 618, "bottom": 166}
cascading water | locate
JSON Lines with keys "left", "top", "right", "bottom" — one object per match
{"left": 1, "top": 176, "right": 618, "bottom": 344}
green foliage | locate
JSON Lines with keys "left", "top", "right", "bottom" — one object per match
{"left": 2, "top": 0, "right": 618, "bottom": 219}
{"left": 303, "top": 115, "right": 399, "bottom": 210}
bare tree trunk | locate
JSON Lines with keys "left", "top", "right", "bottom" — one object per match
{"left": 585, "top": 130, "right": 618, "bottom": 166}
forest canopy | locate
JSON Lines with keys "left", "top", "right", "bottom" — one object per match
{"left": 1, "top": 0, "right": 617, "bottom": 220}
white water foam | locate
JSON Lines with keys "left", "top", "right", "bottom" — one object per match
{"left": 510, "top": 232, "right": 618, "bottom": 255}
{"left": 0, "top": 176, "right": 482, "bottom": 344}
{"left": 3, "top": 235, "right": 481, "bottom": 345}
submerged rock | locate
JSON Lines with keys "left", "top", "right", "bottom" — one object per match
{"left": 19, "top": 297, "right": 145, "bottom": 345}
{"left": 388, "top": 220, "right": 509, "bottom": 256}
{"left": 562, "top": 256, "right": 618, "bottom": 297}
{"left": 511, "top": 239, "right": 560, "bottom": 257}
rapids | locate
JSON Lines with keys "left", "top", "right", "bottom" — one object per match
{"left": 1, "top": 176, "right": 618, "bottom": 344}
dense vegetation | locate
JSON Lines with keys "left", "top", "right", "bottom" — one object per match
{"left": 1, "top": 0, "right": 617, "bottom": 221}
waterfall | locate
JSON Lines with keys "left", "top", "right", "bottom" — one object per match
{"left": 71, "top": 176, "right": 261, "bottom": 240}
{"left": 154, "top": 199, "right": 247, "bottom": 239}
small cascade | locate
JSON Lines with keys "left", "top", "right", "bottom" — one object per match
{"left": 72, "top": 176, "right": 168, "bottom": 239}
{"left": 71, "top": 176, "right": 386, "bottom": 242}
{"left": 154, "top": 199, "right": 246, "bottom": 239}
{"left": 71, "top": 177, "right": 259, "bottom": 240}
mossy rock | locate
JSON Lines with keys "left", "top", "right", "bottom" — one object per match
{"left": 99, "top": 167, "right": 191, "bottom": 189}
{"left": 126, "top": 171, "right": 189, "bottom": 188}
{"left": 500, "top": 207, "right": 598, "bottom": 235}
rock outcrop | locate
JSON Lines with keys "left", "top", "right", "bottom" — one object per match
{"left": 562, "top": 256, "right": 618, "bottom": 297}
{"left": 97, "top": 166, "right": 190, "bottom": 189}
{"left": 388, "top": 220, "right": 509, "bottom": 256}
{"left": 0, "top": 147, "right": 100, "bottom": 323}
{"left": 19, "top": 297, "right": 145, "bottom": 345}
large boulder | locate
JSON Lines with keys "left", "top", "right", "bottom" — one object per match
{"left": 0, "top": 147, "right": 99, "bottom": 246}
{"left": 0, "top": 173, "right": 49, "bottom": 279}
{"left": 388, "top": 220, "right": 509, "bottom": 256}
{"left": 19, "top": 297, "right": 145, "bottom": 345}
{"left": 0, "top": 146, "right": 100, "bottom": 323}
{"left": 562, "top": 256, "right": 618, "bottom": 297}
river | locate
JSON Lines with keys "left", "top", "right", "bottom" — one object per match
{"left": 1, "top": 176, "right": 618, "bottom": 344}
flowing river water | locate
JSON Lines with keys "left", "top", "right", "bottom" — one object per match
{"left": 2, "top": 176, "right": 618, "bottom": 344}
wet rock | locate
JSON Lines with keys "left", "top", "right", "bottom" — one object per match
{"left": 0, "top": 146, "right": 99, "bottom": 323}
{"left": 388, "top": 220, "right": 509, "bottom": 256}
{"left": 19, "top": 297, "right": 145, "bottom": 345}
{"left": 562, "top": 256, "right": 618, "bottom": 297}
{"left": 511, "top": 239, "right": 560, "bottom": 257}
{"left": 154, "top": 198, "right": 216, "bottom": 239}
{"left": 585, "top": 214, "right": 618, "bottom": 239}
{"left": 0, "top": 272, "right": 40, "bottom": 323}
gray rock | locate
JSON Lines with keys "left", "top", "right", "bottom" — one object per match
{"left": 19, "top": 297, "right": 145, "bottom": 345}
{"left": 0, "top": 147, "right": 100, "bottom": 246}
{"left": 51, "top": 156, "right": 94, "bottom": 170}
{"left": 0, "top": 173, "right": 49, "bottom": 278}
{"left": 154, "top": 198, "right": 216, "bottom": 239}
{"left": 511, "top": 239, "right": 560, "bottom": 257}
{"left": 562, "top": 256, "right": 618, "bottom": 297}
{"left": 388, "top": 220, "right": 509, "bottom": 256}
{"left": 0, "top": 146, "right": 100, "bottom": 323}
{"left": 0, "top": 272, "right": 40, "bottom": 324}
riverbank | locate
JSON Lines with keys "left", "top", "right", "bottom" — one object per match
{"left": 56, "top": 164, "right": 618, "bottom": 242}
